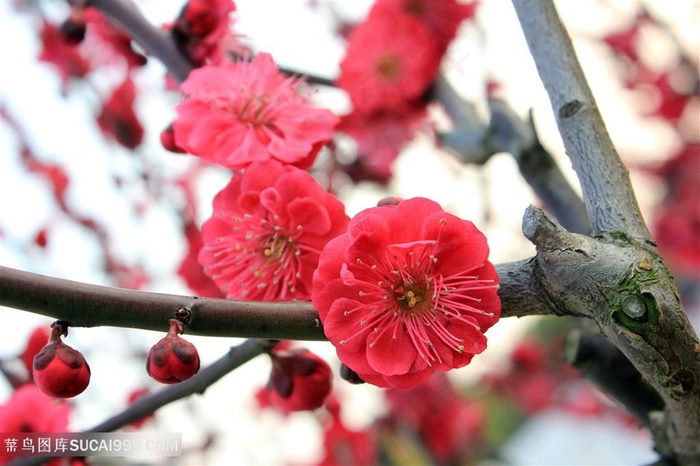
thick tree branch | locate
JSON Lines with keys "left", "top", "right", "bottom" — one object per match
{"left": 512, "top": 0, "right": 650, "bottom": 240}
{"left": 524, "top": 205, "right": 700, "bottom": 463}
{"left": 512, "top": 3, "right": 698, "bottom": 461}
{"left": 564, "top": 328, "right": 665, "bottom": 427}
{"left": 494, "top": 259, "right": 560, "bottom": 318}
{"left": 0, "top": 263, "right": 557, "bottom": 340}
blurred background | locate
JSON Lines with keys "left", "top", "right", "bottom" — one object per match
{"left": 0, "top": 0, "right": 698, "bottom": 464}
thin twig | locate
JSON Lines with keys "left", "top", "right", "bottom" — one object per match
{"left": 88, "top": 339, "right": 276, "bottom": 432}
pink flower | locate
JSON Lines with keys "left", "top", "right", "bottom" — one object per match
{"left": 370, "top": 0, "right": 479, "bottom": 54}
{"left": 603, "top": 18, "right": 643, "bottom": 62}
{"left": 169, "top": 0, "right": 247, "bottom": 68}
{"left": 653, "top": 197, "right": 700, "bottom": 275}
{"left": 178, "top": 221, "right": 225, "bottom": 298}
{"left": 84, "top": 8, "right": 147, "bottom": 69}
{"left": 173, "top": 54, "right": 339, "bottom": 170}
{"left": 312, "top": 197, "right": 500, "bottom": 388}
{"left": 386, "top": 373, "right": 485, "bottom": 463}
{"left": 0, "top": 384, "right": 70, "bottom": 432}
{"left": 37, "top": 20, "right": 91, "bottom": 90}
{"left": 336, "top": 12, "right": 440, "bottom": 113}
{"left": 199, "top": 160, "right": 349, "bottom": 301}
{"left": 19, "top": 326, "right": 51, "bottom": 380}
{"left": 337, "top": 104, "right": 430, "bottom": 184}
{"left": 317, "top": 396, "right": 378, "bottom": 466}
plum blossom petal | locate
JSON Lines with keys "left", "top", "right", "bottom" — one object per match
{"left": 199, "top": 160, "right": 349, "bottom": 300}
{"left": 173, "top": 53, "right": 338, "bottom": 170}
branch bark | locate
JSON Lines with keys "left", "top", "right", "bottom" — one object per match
{"left": 523, "top": 205, "right": 700, "bottom": 463}
{"left": 512, "top": 1, "right": 699, "bottom": 462}
{"left": 0, "top": 266, "right": 325, "bottom": 340}
{"left": 0, "top": 263, "right": 558, "bottom": 340}
{"left": 512, "top": 0, "right": 650, "bottom": 240}
{"left": 87, "top": 0, "right": 194, "bottom": 84}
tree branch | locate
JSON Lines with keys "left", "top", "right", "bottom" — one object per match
{"left": 88, "top": 0, "right": 337, "bottom": 89}
{"left": 0, "top": 262, "right": 557, "bottom": 341}
{"left": 514, "top": 111, "right": 591, "bottom": 235}
{"left": 437, "top": 78, "right": 591, "bottom": 235}
{"left": 523, "top": 205, "right": 700, "bottom": 463}
{"left": 0, "top": 266, "right": 325, "bottom": 341}
{"left": 86, "top": 0, "right": 194, "bottom": 84}
{"left": 512, "top": 0, "right": 650, "bottom": 239}
{"left": 88, "top": 339, "right": 275, "bottom": 432}
{"left": 564, "top": 328, "right": 664, "bottom": 427}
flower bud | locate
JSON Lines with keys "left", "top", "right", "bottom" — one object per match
{"left": 266, "top": 349, "right": 332, "bottom": 413}
{"left": 160, "top": 124, "right": 186, "bottom": 153}
{"left": 339, "top": 363, "right": 365, "bottom": 385}
{"left": 33, "top": 322, "right": 91, "bottom": 398}
{"left": 146, "top": 320, "right": 200, "bottom": 384}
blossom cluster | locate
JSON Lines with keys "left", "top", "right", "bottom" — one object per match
{"left": 164, "top": 0, "right": 500, "bottom": 394}
{"left": 148, "top": 0, "right": 499, "bottom": 395}
{"left": 334, "top": 0, "right": 478, "bottom": 183}
{"left": 9, "top": 0, "right": 502, "bottom": 427}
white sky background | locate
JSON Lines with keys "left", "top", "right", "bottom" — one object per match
{"left": 0, "top": 0, "right": 697, "bottom": 464}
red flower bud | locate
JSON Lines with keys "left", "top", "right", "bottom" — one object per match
{"left": 146, "top": 320, "right": 200, "bottom": 384}
{"left": 33, "top": 322, "right": 91, "bottom": 398}
{"left": 266, "top": 349, "right": 332, "bottom": 413}
{"left": 160, "top": 123, "right": 186, "bottom": 154}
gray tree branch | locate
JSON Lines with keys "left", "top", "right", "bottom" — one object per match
{"left": 512, "top": 0, "right": 650, "bottom": 240}
{"left": 85, "top": 0, "right": 194, "bottom": 84}
{"left": 523, "top": 205, "right": 700, "bottom": 463}
{"left": 512, "top": 1, "right": 698, "bottom": 462}
{"left": 0, "top": 266, "right": 325, "bottom": 341}
{"left": 437, "top": 78, "right": 591, "bottom": 235}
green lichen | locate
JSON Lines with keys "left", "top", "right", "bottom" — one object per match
{"left": 608, "top": 259, "right": 662, "bottom": 336}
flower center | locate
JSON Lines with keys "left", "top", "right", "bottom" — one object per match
{"left": 205, "top": 212, "right": 306, "bottom": 300}
{"left": 395, "top": 282, "right": 430, "bottom": 312}
{"left": 404, "top": 0, "right": 425, "bottom": 16}
{"left": 236, "top": 95, "right": 272, "bottom": 127}
{"left": 377, "top": 55, "right": 402, "bottom": 80}
{"left": 263, "top": 235, "right": 293, "bottom": 260}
